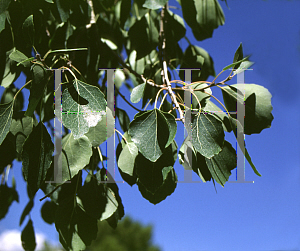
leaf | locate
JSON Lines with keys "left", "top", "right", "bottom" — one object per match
{"left": 56, "top": 0, "right": 70, "bottom": 22}
{"left": 10, "top": 112, "right": 38, "bottom": 159}
{"left": 21, "top": 219, "right": 36, "bottom": 251}
{"left": 77, "top": 175, "right": 107, "bottom": 220}
{"left": 115, "top": 108, "right": 130, "bottom": 132}
{"left": 120, "top": 0, "right": 131, "bottom": 28}
{"left": 0, "top": 12, "right": 6, "bottom": 34}
{"left": 128, "top": 109, "right": 170, "bottom": 162}
{"left": 41, "top": 200, "right": 57, "bottom": 224}
{"left": 1, "top": 83, "right": 24, "bottom": 112}
{"left": 143, "top": 0, "right": 169, "bottom": 9}
{"left": 0, "top": 132, "right": 16, "bottom": 172}
{"left": 19, "top": 199, "right": 34, "bottom": 226}
{"left": 222, "top": 57, "right": 249, "bottom": 71}
{"left": 202, "top": 100, "right": 231, "bottom": 132}
{"left": 136, "top": 141, "right": 178, "bottom": 204}
{"left": 233, "top": 43, "right": 243, "bottom": 69}
{"left": 130, "top": 82, "right": 146, "bottom": 103}
{"left": 84, "top": 107, "right": 114, "bottom": 147}
{"left": 229, "top": 117, "right": 261, "bottom": 176}
{"left": 118, "top": 142, "right": 138, "bottom": 176}
{"left": 191, "top": 112, "right": 225, "bottom": 158}
{"left": 222, "top": 84, "right": 273, "bottom": 134}
{"left": 9, "top": 50, "right": 30, "bottom": 67}
{"left": 22, "top": 122, "right": 54, "bottom": 197}
{"left": 1, "top": 48, "right": 18, "bottom": 88}
{"left": 22, "top": 15, "right": 35, "bottom": 46}
{"left": 234, "top": 61, "right": 254, "bottom": 75}
{"left": 161, "top": 110, "right": 177, "bottom": 148}
{"left": 25, "top": 64, "right": 48, "bottom": 117}
{"left": 181, "top": 0, "right": 225, "bottom": 41}
{"left": 165, "top": 10, "right": 186, "bottom": 42}
{"left": 190, "top": 82, "right": 212, "bottom": 109}
{"left": 55, "top": 197, "right": 98, "bottom": 251}
{"left": 59, "top": 133, "right": 92, "bottom": 184}
{"left": 0, "top": 100, "right": 14, "bottom": 145}
{"left": 0, "top": 184, "right": 19, "bottom": 220}
{"left": 45, "top": 0, "right": 54, "bottom": 3}
{"left": 180, "top": 45, "right": 215, "bottom": 82}
{"left": 0, "top": 0, "right": 11, "bottom": 14}
{"left": 128, "top": 14, "right": 159, "bottom": 59}
{"left": 205, "top": 140, "right": 237, "bottom": 187}
{"left": 49, "top": 48, "right": 88, "bottom": 54}
{"left": 62, "top": 79, "right": 107, "bottom": 139}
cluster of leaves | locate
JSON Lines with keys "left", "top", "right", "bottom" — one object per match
{"left": 0, "top": 0, "right": 273, "bottom": 251}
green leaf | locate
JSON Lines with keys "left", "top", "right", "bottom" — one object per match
{"left": 128, "top": 109, "right": 170, "bottom": 162}
{"left": 180, "top": 45, "right": 215, "bottom": 82}
{"left": 161, "top": 111, "right": 177, "bottom": 148}
{"left": 22, "top": 122, "right": 54, "bottom": 197}
{"left": 229, "top": 117, "right": 261, "bottom": 176}
{"left": 84, "top": 107, "right": 114, "bottom": 147}
{"left": 222, "top": 84, "right": 273, "bottom": 134}
{"left": 45, "top": 0, "right": 54, "bottom": 3}
{"left": 0, "top": 100, "right": 14, "bottom": 145}
{"left": 205, "top": 140, "right": 237, "bottom": 187}
{"left": 179, "top": 137, "right": 212, "bottom": 182}
{"left": 181, "top": 0, "right": 225, "bottom": 41}
{"left": 62, "top": 79, "right": 107, "bottom": 139}
{"left": 0, "top": 12, "right": 6, "bottom": 34}
{"left": 0, "top": 132, "right": 16, "bottom": 172}
{"left": 234, "top": 61, "right": 254, "bottom": 75}
{"left": 115, "top": 108, "right": 130, "bottom": 132}
{"left": 222, "top": 57, "right": 249, "bottom": 71}
{"left": 233, "top": 43, "right": 243, "bottom": 69}
{"left": 118, "top": 142, "right": 138, "bottom": 176}
{"left": 1, "top": 84, "right": 24, "bottom": 112}
{"left": 25, "top": 65, "right": 48, "bottom": 117}
{"left": 136, "top": 141, "right": 178, "bottom": 204}
{"left": 59, "top": 133, "right": 92, "bottom": 184}
{"left": 55, "top": 197, "right": 98, "bottom": 251}
{"left": 120, "top": 0, "right": 131, "bottom": 28}
{"left": 202, "top": 100, "right": 231, "bottom": 132}
{"left": 9, "top": 50, "right": 30, "bottom": 67}
{"left": 130, "top": 82, "right": 146, "bottom": 103}
{"left": 0, "top": 0, "right": 11, "bottom": 14}
{"left": 0, "top": 184, "right": 19, "bottom": 220}
{"left": 49, "top": 48, "right": 88, "bottom": 54}
{"left": 41, "top": 200, "right": 57, "bottom": 224}
{"left": 190, "top": 83, "right": 212, "bottom": 109}
{"left": 128, "top": 14, "right": 159, "bottom": 59}
{"left": 191, "top": 112, "right": 225, "bottom": 158}
{"left": 143, "top": 0, "right": 169, "bottom": 9}
{"left": 21, "top": 219, "right": 36, "bottom": 251}
{"left": 165, "top": 10, "right": 186, "bottom": 42}
{"left": 10, "top": 111, "right": 38, "bottom": 159}
{"left": 56, "top": 0, "right": 70, "bottom": 22}
{"left": 77, "top": 175, "right": 107, "bottom": 220}
{"left": 19, "top": 199, "right": 34, "bottom": 226}
{"left": 22, "top": 15, "right": 35, "bottom": 46}
{"left": 1, "top": 48, "right": 18, "bottom": 88}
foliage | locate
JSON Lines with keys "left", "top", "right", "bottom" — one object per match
{"left": 0, "top": 0, "right": 273, "bottom": 250}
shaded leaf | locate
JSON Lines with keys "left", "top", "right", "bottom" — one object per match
{"left": 205, "top": 140, "right": 237, "bottom": 187}
{"left": 0, "top": 100, "right": 14, "bottom": 145}
{"left": 19, "top": 199, "right": 34, "bottom": 226}
{"left": 0, "top": 12, "right": 6, "bottom": 34}
{"left": 222, "top": 57, "right": 249, "bottom": 71}
{"left": 21, "top": 219, "right": 36, "bottom": 251}
{"left": 41, "top": 200, "right": 57, "bottom": 225}
{"left": 62, "top": 79, "right": 106, "bottom": 139}
{"left": 0, "top": 184, "right": 19, "bottom": 220}
{"left": 191, "top": 112, "right": 224, "bottom": 158}
{"left": 25, "top": 64, "right": 48, "bottom": 117}
{"left": 0, "top": 0, "right": 11, "bottom": 14}
{"left": 59, "top": 133, "right": 92, "bottom": 184}
{"left": 22, "top": 122, "right": 54, "bottom": 197}
{"left": 1, "top": 83, "right": 24, "bottom": 112}
{"left": 22, "top": 15, "right": 35, "bottom": 46}
{"left": 115, "top": 108, "right": 130, "bottom": 132}
{"left": 9, "top": 50, "right": 30, "bottom": 67}
{"left": 128, "top": 109, "right": 170, "bottom": 162}
{"left": 233, "top": 42, "right": 243, "bottom": 69}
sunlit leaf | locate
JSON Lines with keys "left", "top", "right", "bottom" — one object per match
{"left": 62, "top": 79, "right": 106, "bottom": 139}
{"left": 0, "top": 100, "right": 14, "bottom": 145}
{"left": 130, "top": 82, "right": 146, "bottom": 103}
{"left": 143, "top": 0, "right": 169, "bottom": 9}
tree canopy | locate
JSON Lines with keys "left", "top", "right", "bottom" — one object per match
{"left": 0, "top": 0, "right": 274, "bottom": 250}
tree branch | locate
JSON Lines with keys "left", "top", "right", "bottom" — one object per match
{"left": 160, "top": 7, "right": 184, "bottom": 122}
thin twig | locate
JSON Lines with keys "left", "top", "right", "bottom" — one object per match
{"left": 115, "top": 88, "right": 142, "bottom": 112}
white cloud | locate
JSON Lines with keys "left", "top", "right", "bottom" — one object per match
{"left": 0, "top": 229, "right": 46, "bottom": 251}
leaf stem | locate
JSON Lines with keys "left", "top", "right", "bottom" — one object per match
{"left": 14, "top": 80, "right": 32, "bottom": 100}
{"left": 114, "top": 129, "right": 128, "bottom": 144}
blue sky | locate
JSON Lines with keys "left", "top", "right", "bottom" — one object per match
{"left": 1, "top": 0, "right": 300, "bottom": 250}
